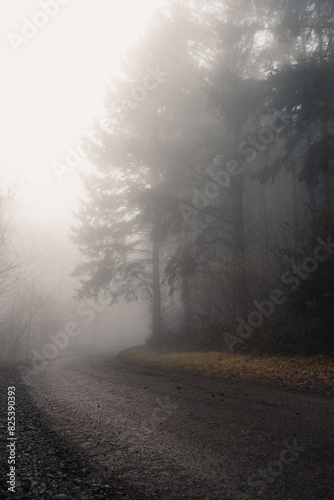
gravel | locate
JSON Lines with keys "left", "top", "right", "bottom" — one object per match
{"left": 1, "top": 354, "right": 334, "bottom": 499}
{"left": 0, "top": 367, "right": 145, "bottom": 499}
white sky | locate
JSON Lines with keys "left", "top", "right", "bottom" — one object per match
{"left": 0, "top": 0, "right": 163, "bottom": 227}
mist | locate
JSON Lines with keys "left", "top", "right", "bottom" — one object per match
{"left": 1, "top": 0, "right": 334, "bottom": 365}
{"left": 1, "top": 3, "right": 334, "bottom": 500}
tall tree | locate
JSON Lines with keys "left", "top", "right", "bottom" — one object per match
{"left": 71, "top": 8, "right": 208, "bottom": 342}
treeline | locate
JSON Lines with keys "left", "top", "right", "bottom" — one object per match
{"left": 72, "top": 0, "right": 334, "bottom": 355}
{"left": 0, "top": 189, "right": 76, "bottom": 362}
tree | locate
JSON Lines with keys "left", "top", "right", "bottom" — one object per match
{"left": 71, "top": 0, "right": 334, "bottom": 353}
{"left": 71, "top": 8, "right": 208, "bottom": 343}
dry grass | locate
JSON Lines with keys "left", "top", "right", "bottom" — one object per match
{"left": 119, "top": 345, "right": 334, "bottom": 395}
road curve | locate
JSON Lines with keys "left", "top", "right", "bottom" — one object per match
{"left": 20, "top": 354, "right": 334, "bottom": 499}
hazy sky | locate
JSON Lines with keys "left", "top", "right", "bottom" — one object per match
{"left": 0, "top": 0, "right": 162, "bottom": 226}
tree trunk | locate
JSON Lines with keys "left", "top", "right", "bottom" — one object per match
{"left": 308, "top": 182, "right": 317, "bottom": 216}
{"left": 323, "top": 168, "right": 331, "bottom": 204}
{"left": 183, "top": 274, "right": 191, "bottom": 338}
{"left": 231, "top": 174, "right": 248, "bottom": 318}
{"left": 259, "top": 183, "right": 269, "bottom": 267}
{"left": 292, "top": 165, "right": 299, "bottom": 245}
{"left": 152, "top": 237, "right": 162, "bottom": 342}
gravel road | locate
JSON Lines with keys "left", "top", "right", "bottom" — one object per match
{"left": 1, "top": 354, "right": 333, "bottom": 499}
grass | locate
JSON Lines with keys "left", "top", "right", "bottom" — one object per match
{"left": 118, "top": 345, "right": 334, "bottom": 396}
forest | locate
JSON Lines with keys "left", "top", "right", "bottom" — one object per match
{"left": 1, "top": 0, "right": 334, "bottom": 363}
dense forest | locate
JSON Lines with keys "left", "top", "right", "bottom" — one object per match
{"left": 1, "top": 0, "right": 334, "bottom": 362}
{"left": 71, "top": 0, "right": 334, "bottom": 355}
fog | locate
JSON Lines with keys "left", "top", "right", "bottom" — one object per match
{"left": 0, "top": 0, "right": 160, "bottom": 364}
{"left": 1, "top": 0, "right": 334, "bottom": 364}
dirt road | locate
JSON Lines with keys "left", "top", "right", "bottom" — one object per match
{"left": 1, "top": 354, "right": 334, "bottom": 499}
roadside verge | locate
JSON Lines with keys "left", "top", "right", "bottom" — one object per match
{"left": 118, "top": 345, "right": 334, "bottom": 397}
